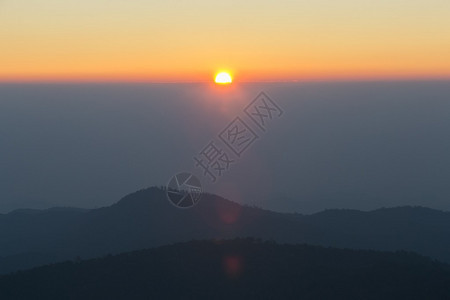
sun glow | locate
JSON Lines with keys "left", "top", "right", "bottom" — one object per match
{"left": 215, "top": 72, "right": 233, "bottom": 84}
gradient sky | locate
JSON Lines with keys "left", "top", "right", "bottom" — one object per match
{"left": 1, "top": 0, "right": 449, "bottom": 81}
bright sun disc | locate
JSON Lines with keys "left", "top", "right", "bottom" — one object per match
{"left": 215, "top": 72, "right": 232, "bottom": 84}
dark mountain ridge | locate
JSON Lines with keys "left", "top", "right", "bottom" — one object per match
{"left": 1, "top": 239, "right": 450, "bottom": 300}
{"left": 1, "top": 187, "right": 450, "bottom": 274}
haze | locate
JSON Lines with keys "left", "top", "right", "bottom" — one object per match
{"left": 1, "top": 81, "right": 449, "bottom": 213}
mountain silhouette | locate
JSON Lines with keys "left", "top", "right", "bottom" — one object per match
{"left": 1, "top": 238, "right": 450, "bottom": 299}
{"left": 1, "top": 187, "right": 450, "bottom": 274}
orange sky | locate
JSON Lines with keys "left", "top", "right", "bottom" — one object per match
{"left": 1, "top": 0, "right": 450, "bottom": 82}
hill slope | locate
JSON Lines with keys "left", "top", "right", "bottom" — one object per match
{"left": 2, "top": 187, "right": 450, "bottom": 274}
{"left": 1, "top": 239, "right": 450, "bottom": 299}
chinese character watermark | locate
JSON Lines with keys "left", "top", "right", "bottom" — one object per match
{"left": 244, "top": 92, "right": 283, "bottom": 131}
{"left": 219, "top": 117, "right": 259, "bottom": 157}
{"left": 166, "top": 91, "right": 284, "bottom": 208}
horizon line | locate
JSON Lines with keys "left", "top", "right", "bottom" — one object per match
{"left": 1, "top": 76, "right": 450, "bottom": 84}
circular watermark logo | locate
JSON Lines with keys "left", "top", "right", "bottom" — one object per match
{"left": 166, "top": 172, "right": 202, "bottom": 208}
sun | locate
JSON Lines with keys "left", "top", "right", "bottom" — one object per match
{"left": 215, "top": 72, "right": 232, "bottom": 84}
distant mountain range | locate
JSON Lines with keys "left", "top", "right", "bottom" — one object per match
{"left": 1, "top": 187, "right": 450, "bottom": 274}
{"left": 1, "top": 239, "right": 449, "bottom": 299}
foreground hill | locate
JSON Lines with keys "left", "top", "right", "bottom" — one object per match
{"left": 1, "top": 239, "right": 449, "bottom": 299}
{"left": 2, "top": 187, "right": 450, "bottom": 274}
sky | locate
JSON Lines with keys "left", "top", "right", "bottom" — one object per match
{"left": 1, "top": 0, "right": 450, "bottom": 81}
